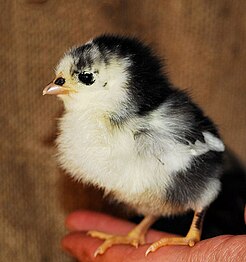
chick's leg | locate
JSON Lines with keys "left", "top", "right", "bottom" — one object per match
{"left": 88, "top": 215, "right": 157, "bottom": 257}
{"left": 146, "top": 209, "right": 206, "bottom": 256}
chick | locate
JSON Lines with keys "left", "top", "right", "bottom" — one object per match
{"left": 43, "top": 35, "right": 225, "bottom": 256}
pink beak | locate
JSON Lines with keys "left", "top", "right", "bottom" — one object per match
{"left": 43, "top": 83, "right": 68, "bottom": 95}
{"left": 43, "top": 80, "right": 77, "bottom": 96}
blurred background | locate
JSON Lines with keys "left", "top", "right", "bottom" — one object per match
{"left": 1, "top": 1, "right": 246, "bottom": 261}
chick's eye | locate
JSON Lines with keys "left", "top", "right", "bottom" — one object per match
{"left": 78, "top": 72, "right": 95, "bottom": 85}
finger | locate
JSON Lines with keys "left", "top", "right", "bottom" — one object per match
{"left": 188, "top": 235, "right": 246, "bottom": 261}
{"left": 62, "top": 232, "right": 147, "bottom": 262}
{"left": 62, "top": 233, "right": 195, "bottom": 262}
{"left": 65, "top": 210, "right": 132, "bottom": 233}
{"left": 62, "top": 232, "right": 246, "bottom": 262}
{"left": 65, "top": 210, "right": 175, "bottom": 242}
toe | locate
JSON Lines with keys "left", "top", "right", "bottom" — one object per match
{"left": 87, "top": 230, "right": 113, "bottom": 240}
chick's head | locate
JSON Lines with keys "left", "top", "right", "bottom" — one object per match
{"left": 44, "top": 35, "right": 169, "bottom": 115}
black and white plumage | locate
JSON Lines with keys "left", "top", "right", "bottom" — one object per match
{"left": 44, "top": 35, "right": 225, "bottom": 255}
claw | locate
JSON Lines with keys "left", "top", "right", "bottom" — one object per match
{"left": 94, "top": 247, "right": 103, "bottom": 257}
{"left": 131, "top": 239, "right": 139, "bottom": 248}
{"left": 145, "top": 245, "right": 154, "bottom": 256}
{"left": 145, "top": 240, "right": 161, "bottom": 256}
{"left": 188, "top": 240, "right": 195, "bottom": 247}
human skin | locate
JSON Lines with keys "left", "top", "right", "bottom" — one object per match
{"left": 61, "top": 210, "right": 246, "bottom": 262}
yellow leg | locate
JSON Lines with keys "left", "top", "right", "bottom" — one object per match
{"left": 145, "top": 209, "right": 206, "bottom": 256}
{"left": 88, "top": 215, "right": 157, "bottom": 257}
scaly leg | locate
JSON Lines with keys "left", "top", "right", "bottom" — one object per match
{"left": 88, "top": 215, "right": 157, "bottom": 257}
{"left": 145, "top": 209, "right": 206, "bottom": 256}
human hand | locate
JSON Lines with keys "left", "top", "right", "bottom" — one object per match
{"left": 62, "top": 210, "right": 246, "bottom": 262}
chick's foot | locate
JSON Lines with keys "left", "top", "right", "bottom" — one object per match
{"left": 146, "top": 209, "right": 205, "bottom": 256}
{"left": 145, "top": 235, "right": 199, "bottom": 256}
{"left": 88, "top": 230, "right": 144, "bottom": 256}
{"left": 88, "top": 215, "right": 157, "bottom": 256}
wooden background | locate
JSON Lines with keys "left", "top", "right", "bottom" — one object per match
{"left": 1, "top": 1, "right": 245, "bottom": 261}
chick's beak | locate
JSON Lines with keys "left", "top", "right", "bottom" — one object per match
{"left": 43, "top": 77, "right": 77, "bottom": 95}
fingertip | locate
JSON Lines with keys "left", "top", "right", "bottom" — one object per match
{"left": 61, "top": 233, "right": 77, "bottom": 257}
{"left": 61, "top": 232, "right": 100, "bottom": 261}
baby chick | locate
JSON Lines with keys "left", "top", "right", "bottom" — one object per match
{"left": 43, "top": 35, "right": 225, "bottom": 256}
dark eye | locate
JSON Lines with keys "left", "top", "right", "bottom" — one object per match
{"left": 78, "top": 72, "right": 95, "bottom": 85}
